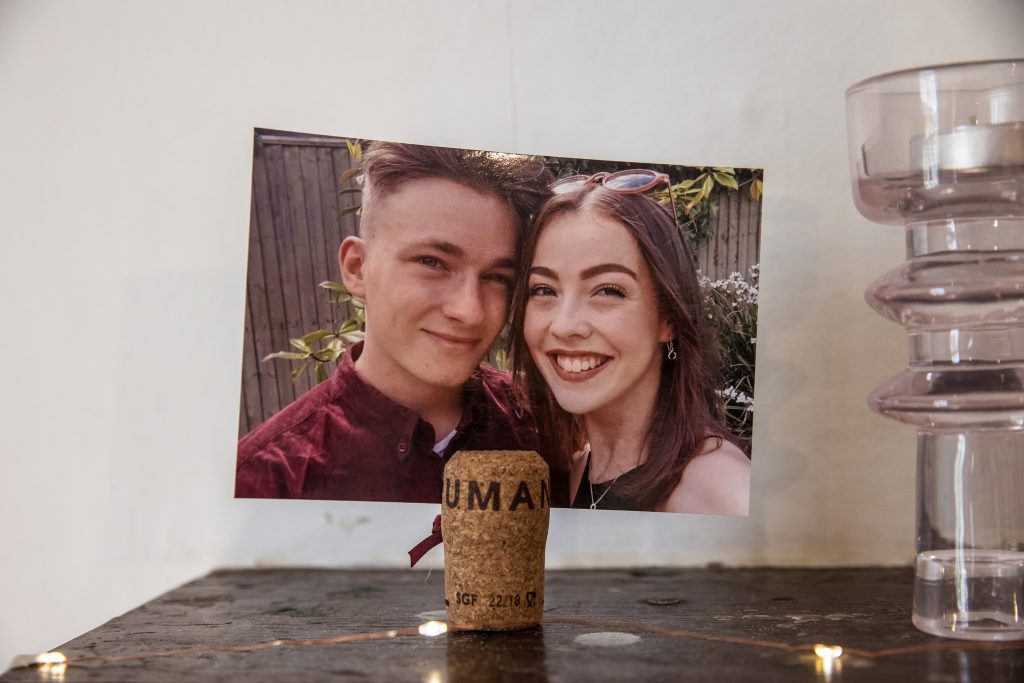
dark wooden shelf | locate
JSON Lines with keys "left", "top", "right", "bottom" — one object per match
{"left": 4, "top": 567, "right": 1022, "bottom": 681}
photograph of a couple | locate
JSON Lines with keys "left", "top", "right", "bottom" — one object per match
{"left": 235, "top": 131, "right": 760, "bottom": 515}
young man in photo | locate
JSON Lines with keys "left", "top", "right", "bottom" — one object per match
{"left": 235, "top": 142, "right": 565, "bottom": 504}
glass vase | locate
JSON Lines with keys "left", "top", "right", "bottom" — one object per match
{"left": 846, "top": 58, "right": 1024, "bottom": 641}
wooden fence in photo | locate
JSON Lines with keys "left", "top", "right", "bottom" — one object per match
{"left": 237, "top": 132, "right": 762, "bottom": 435}
{"left": 693, "top": 190, "right": 762, "bottom": 284}
{"left": 237, "top": 131, "right": 361, "bottom": 437}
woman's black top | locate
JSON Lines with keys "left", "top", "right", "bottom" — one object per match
{"left": 570, "top": 452, "right": 649, "bottom": 511}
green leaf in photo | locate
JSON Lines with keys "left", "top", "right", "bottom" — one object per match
{"left": 262, "top": 351, "right": 308, "bottom": 362}
{"left": 339, "top": 167, "right": 363, "bottom": 184}
{"left": 291, "top": 361, "right": 310, "bottom": 380}
{"left": 345, "top": 139, "right": 362, "bottom": 160}
{"left": 713, "top": 172, "right": 739, "bottom": 190}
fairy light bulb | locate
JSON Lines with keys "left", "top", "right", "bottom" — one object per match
{"left": 35, "top": 652, "right": 67, "bottom": 680}
{"left": 813, "top": 644, "right": 843, "bottom": 661}
{"left": 813, "top": 644, "right": 843, "bottom": 681}
{"left": 418, "top": 621, "right": 448, "bottom": 637}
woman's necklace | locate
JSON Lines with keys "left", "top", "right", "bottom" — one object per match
{"left": 587, "top": 448, "right": 624, "bottom": 510}
{"left": 588, "top": 474, "right": 621, "bottom": 510}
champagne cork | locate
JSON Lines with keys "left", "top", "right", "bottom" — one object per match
{"left": 442, "top": 450, "right": 550, "bottom": 631}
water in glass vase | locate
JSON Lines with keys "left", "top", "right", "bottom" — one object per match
{"left": 913, "top": 549, "right": 1024, "bottom": 641}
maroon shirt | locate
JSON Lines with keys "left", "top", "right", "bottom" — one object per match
{"left": 236, "top": 343, "right": 567, "bottom": 505}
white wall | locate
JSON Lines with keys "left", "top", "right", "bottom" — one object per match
{"left": 2, "top": 0, "right": 1021, "bottom": 665}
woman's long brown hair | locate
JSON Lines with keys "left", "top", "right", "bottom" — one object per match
{"left": 508, "top": 184, "right": 731, "bottom": 510}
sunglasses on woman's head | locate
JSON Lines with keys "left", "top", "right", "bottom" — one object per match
{"left": 551, "top": 169, "right": 680, "bottom": 230}
{"left": 551, "top": 169, "right": 671, "bottom": 194}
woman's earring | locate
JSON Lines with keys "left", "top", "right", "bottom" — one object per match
{"left": 666, "top": 340, "right": 677, "bottom": 360}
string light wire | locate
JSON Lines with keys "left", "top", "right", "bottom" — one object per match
{"left": 9, "top": 618, "right": 1024, "bottom": 674}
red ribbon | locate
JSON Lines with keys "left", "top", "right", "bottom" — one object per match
{"left": 408, "top": 514, "right": 443, "bottom": 567}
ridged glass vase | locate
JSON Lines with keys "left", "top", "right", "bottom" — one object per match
{"left": 846, "top": 59, "right": 1024, "bottom": 641}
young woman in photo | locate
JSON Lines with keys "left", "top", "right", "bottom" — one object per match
{"left": 509, "top": 171, "right": 750, "bottom": 513}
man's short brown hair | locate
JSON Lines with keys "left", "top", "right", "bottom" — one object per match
{"left": 359, "top": 141, "right": 553, "bottom": 240}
